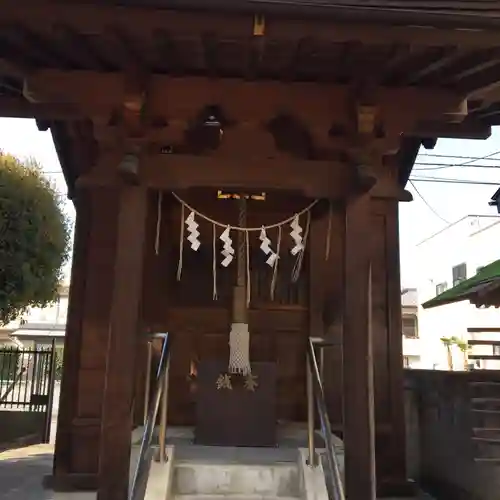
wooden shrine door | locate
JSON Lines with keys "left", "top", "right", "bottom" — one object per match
{"left": 142, "top": 190, "right": 310, "bottom": 433}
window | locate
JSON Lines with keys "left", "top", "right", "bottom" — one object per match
{"left": 403, "top": 356, "right": 410, "bottom": 368}
{"left": 435, "top": 282, "right": 448, "bottom": 295}
{"left": 402, "top": 315, "right": 418, "bottom": 338}
{"left": 493, "top": 345, "right": 500, "bottom": 356}
{"left": 452, "top": 263, "right": 467, "bottom": 286}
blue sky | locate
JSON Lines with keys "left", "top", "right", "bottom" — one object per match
{"left": 1, "top": 117, "right": 498, "bottom": 288}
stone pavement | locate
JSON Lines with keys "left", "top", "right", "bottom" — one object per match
{"left": 0, "top": 444, "right": 55, "bottom": 500}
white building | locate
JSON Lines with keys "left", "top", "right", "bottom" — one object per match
{"left": 416, "top": 214, "right": 500, "bottom": 370}
{"left": 1, "top": 285, "right": 69, "bottom": 347}
{"left": 401, "top": 288, "right": 420, "bottom": 368}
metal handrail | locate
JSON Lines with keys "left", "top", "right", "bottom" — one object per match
{"left": 129, "top": 332, "right": 170, "bottom": 500}
{"left": 306, "top": 337, "right": 345, "bottom": 500}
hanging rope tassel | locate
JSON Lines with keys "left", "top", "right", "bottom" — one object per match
{"left": 177, "top": 203, "right": 185, "bottom": 281}
{"left": 246, "top": 231, "right": 251, "bottom": 307}
{"left": 325, "top": 200, "right": 333, "bottom": 261}
{"left": 154, "top": 191, "right": 163, "bottom": 256}
{"left": 270, "top": 225, "right": 282, "bottom": 300}
{"left": 212, "top": 224, "right": 218, "bottom": 300}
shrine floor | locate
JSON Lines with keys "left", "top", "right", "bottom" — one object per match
{"left": 0, "top": 427, "right": 435, "bottom": 500}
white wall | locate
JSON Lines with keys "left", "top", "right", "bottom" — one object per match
{"left": 23, "top": 295, "right": 68, "bottom": 325}
{"left": 416, "top": 216, "right": 500, "bottom": 370}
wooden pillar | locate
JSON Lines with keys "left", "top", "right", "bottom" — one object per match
{"left": 52, "top": 193, "right": 90, "bottom": 485}
{"left": 383, "top": 200, "right": 413, "bottom": 496}
{"left": 97, "top": 185, "right": 148, "bottom": 500}
{"left": 343, "top": 194, "right": 376, "bottom": 500}
{"left": 50, "top": 188, "right": 120, "bottom": 491}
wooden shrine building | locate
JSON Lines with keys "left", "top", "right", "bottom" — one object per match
{"left": 2, "top": 2, "right": 500, "bottom": 500}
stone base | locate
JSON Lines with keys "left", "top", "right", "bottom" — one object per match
{"left": 43, "top": 473, "right": 98, "bottom": 492}
{"left": 377, "top": 478, "right": 418, "bottom": 498}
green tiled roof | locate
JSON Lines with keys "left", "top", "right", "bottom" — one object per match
{"left": 422, "top": 259, "right": 500, "bottom": 309}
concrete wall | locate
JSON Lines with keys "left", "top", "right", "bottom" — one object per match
{"left": 0, "top": 411, "right": 46, "bottom": 449}
{"left": 406, "top": 369, "right": 500, "bottom": 500}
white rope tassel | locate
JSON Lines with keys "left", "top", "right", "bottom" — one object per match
{"left": 228, "top": 322, "right": 251, "bottom": 376}
{"left": 177, "top": 203, "right": 185, "bottom": 281}
{"left": 212, "top": 224, "right": 218, "bottom": 300}
{"left": 325, "top": 200, "right": 333, "bottom": 261}
{"left": 245, "top": 231, "right": 251, "bottom": 306}
{"left": 270, "top": 225, "right": 282, "bottom": 300}
{"left": 154, "top": 191, "right": 163, "bottom": 256}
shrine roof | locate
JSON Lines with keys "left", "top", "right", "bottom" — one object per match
{"left": 422, "top": 259, "right": 500, "bottom": 309}
{"left": 1, "top": 2, "right": 500, "bottom": 193}
{"left": 52, "top": 1, "right": 500, "bottom": 27}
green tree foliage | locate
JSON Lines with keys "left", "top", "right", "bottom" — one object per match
{"left": 0, "top": 152, "right": 70, "bottom": 326}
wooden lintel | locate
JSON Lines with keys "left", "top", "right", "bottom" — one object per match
{"left": 0, "top": 96, "right": 82, "bottom": 120}
{"left": 412, "top": 119, "right": 492, "bottom": 140}
{"left": 3, "top": 3, "right": 500, "bottom": 48}
{"left": 372, "top": 188, "right": 413, "bottom": 203}
{"left": 24, "top": 71, "right": 467, "bottom": 132}
{"left": 0, "top": 57, "right": 29, "bottom": 79}
{"left": 77, "top": 154, "right": 354, "bottom": 199}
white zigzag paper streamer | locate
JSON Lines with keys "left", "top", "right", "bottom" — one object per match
{"left": 259, "top": 227, "right": 278, "bottom": 267}
{"left": 185, "top": 211, "right": 200, "bottom": 251}
{"left": 266, "top": 252, "right": 278, "bottom": 267}
{"left": 259, "top": 227, "right": 272, "bottom": 255}
{"left": 290, "top": 215, "right": 304, "bottom": 256}
{"left": 220, "top": 226, "right": 234, "bottom": 267}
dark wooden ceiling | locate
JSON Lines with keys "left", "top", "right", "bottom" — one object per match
{"left": 2, "top": 16, "right": 500, "bottom": 122}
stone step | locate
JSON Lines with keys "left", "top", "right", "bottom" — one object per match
{"left": 174, "top": 496, "right": 300, "bottom": 500}
{"left": 172, "top": 462, "right": 301, "bottom": 497}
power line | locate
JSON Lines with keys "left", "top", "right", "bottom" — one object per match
{"left": 458, "top": 149, "right": 500, "bottom": 166}
{"left": 408, "top": 179, "right": 450, "bottom": 224}
{"left": 411, "top": 177, "right": 499, "bottom": 186}
{"left": 419, "top": 153, "right": 500, "bottom": 161}
{"left": 414, "top": 162, "right": 500, "bottom": 171}
{"left": 415, "top": 149, "right": 500, "bottom": 171}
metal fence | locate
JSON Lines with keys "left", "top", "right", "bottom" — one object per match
{"left": 0, "top": 341, "right": 57, "bottom": 443}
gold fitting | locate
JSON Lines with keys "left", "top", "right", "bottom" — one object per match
{"left": 357, "top": 105, "right": 377, "bottom": 135}
{"left": 253, "top": 14, "right": 265, "bottom": 36}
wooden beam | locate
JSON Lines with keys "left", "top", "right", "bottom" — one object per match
{"left": 52, "top": 23, "right": 110, "bottom": 70}
{"left": 97, "top": 185, "right": 148, "bottom": 500}
{"left": 0, "top": 96, "right": 82, "bottom": 119}
{"left": 3, "top": 3, "right": 500, "bottom": 48}
{"left": 0, "top": 58, "right": 29, "bottom": 79}
{"left": 448, "top": 50, "right": 500, "bottom": 83}
{"left": 77, "top": 154, "right": 355, "bottom": 199}
{"left": 406, "top": 47, "right": 462, "bottom": 84}
{"left": 412, "top": 120, "right": 491, "bottom": 140}
{"left": 459, "top": 63, "right": 500, "bottom": 98}
{"left": 24, "top": 70, "right": 467, "bottom": 130}
{"left": 343, "top": 194, "right": 376, "bottom": 500}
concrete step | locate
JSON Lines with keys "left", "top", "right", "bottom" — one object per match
{"left": 174, "top": 496, "right": 300, "bottom": 500}
{"left": 172, "top": 461, "right": 301, "bottom": 497}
